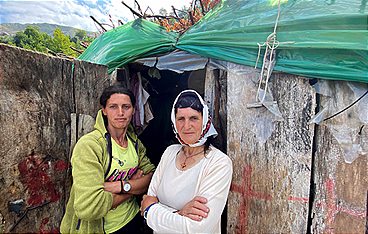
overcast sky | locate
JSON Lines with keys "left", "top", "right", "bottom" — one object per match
{"left": 0, "top": 0, "right": 192, "bottom": 31}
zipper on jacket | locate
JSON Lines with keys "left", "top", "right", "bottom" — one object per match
{"left": 104, "top": 133, "right": 113, "bottom": 179}
{"left": 103, "top": 217, "right": 106, "bottom": 234}
{"left": 76, "top": 219, "right": 81, "bottom": 230}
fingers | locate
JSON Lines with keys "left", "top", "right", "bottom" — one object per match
{"left": 192, "top": 200, "right": 210, "bottom": 213}
{"left": 190, "top": 207, "right": 209, "bottom": 218}
{"left": 193, "top": 196, "right": 208, "bottom": 204}
{"left": 186, "top": 213, "right": 204, "bottom": 222}
{"left": 131, "top": 169, "right": 144, "bottom": 180}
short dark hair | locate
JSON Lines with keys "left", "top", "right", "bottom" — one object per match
{"left": 99, "top": 83, "right": 136, "bottom": 107}
{"left": 174, "top": 91, "right": 203, "bottom": 114}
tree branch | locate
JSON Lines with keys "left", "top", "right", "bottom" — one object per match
{"left": 134, "top": 0, "right": 143, "bottom": 15}
{"left": 70, "top": 46, "right": 84, "bottom": 54}
{"left": 121, "top": 1, "right": 143, "bottom": 18}
{"left": 90, "top": 15, "right": 107, "bottom": 32}
{"left": 197, "top": 0, "right": 206, "bottom": 15}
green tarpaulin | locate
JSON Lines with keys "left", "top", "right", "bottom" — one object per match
{"left": 79, "top": 19, "right": 178, "bottom": 71}
{"left": 79, "top": 0, "right": 368, "bottom": 83}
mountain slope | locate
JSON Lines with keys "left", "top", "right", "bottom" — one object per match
{"left": 0, "top": 23, "right": 96, "bottom": 37}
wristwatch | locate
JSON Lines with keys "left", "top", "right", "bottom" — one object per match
{"left": 122, "top": 181, "right": 131, "bottom": 193}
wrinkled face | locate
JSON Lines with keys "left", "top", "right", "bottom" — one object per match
{"left": 102, "top": 93, "right": 134, "bottom": 130}
{"left": 175, "top": 107, "right": 203, "bottom": 145}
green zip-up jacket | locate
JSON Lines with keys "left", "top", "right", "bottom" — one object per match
{"left": 60, "top": 110, "right": 155, "bottom": 233}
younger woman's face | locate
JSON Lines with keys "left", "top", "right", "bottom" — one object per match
{"left": 175, "top": 107, "right": 203, "bottom": 145}
{"left": 102, "top": 93, "right": 134, "bottom": 130}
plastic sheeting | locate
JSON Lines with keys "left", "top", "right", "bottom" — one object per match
{"left": 310, "top": 80, "right": 368, "bottom": 163}
{"left": 135, "top": 50, "right": 208, "bottom": 73}
{"left": 78, "top": 19, "right": 178, "bottom": 73}
{"left": 177, "top": 0, "right": 368, "bottom": 83}
{"left": 78, "top": 0, "right": 367, "bottom": 83}
{"left": 224, "top": 62, "right": 284, "bottom": 144}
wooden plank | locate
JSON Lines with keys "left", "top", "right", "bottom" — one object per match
{"left": 226, "top": 64, "right": 315, "bottom": 233}
{"left": 0, "top": 44, "right": 111, "bottom": 233}
{"left": 311, "top": 81, "right": 367, "bottom": 233}
{"left": 0, "top": 44, "right": 73, "bottom": 233}
{"left": 73, "top": 59, "right": 110, "bottom": 119}
{"left": 204, "top": 68, "right": 227, "bottom": 152}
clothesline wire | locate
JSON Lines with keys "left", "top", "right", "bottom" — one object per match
{"left": 323, "top": 89, "right": 368, "bottom": 121}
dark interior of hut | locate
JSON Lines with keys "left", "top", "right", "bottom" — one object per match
{"left": 117, "top": 63, "right": 206, "bottom": 166}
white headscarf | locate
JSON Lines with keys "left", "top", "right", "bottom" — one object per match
{"left": 171, "top": 90, "right": 218, "bottom": 147}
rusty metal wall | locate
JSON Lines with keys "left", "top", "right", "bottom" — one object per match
{"left": 0, "top": 44, "right": 109, "bottom": 233}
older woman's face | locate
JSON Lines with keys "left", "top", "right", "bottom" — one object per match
{"left": 175, "top": 107, "right": 203, "bottom": 145}
{"left": 102, "top": 93, "right": 134, "bottom": 130}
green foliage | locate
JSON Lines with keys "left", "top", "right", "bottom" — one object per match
{"left": 0, "top": 35, "right": 15, "bottom": 45}
{"left": 1, "top": 25, "right": 95, "bottom": 58}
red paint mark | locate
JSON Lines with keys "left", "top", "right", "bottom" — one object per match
{"left": 339, "top": 207, "right": 366, "bottom": 218}
{"left": 18, "top": 155, "right": 60, "bottom": 206}
{"left": 288, "top": 196, "right": 309, "bottom": 203}
{"left": 326, "top": 178, "right": 336, "bottom": 233}
{"left": 39, "top": 217, "right": 59, "bottom": 234}
{"left": 314, "top": 178, "right": 366, "bottom": 233}
{"left": 54, "top": 160, "right": 69, "bottom": 171}
{"left": 231, "top": 169, "right": 365, "bottom": 234}
{"left": 230, "top": 165, "right": 272, "bottom": 234}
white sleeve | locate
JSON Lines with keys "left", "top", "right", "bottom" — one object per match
{"left": 147, "top": 145, "right": 175, "bottom": 196}
{"left": 146, "top": 153, "right": 233, "bottom": 233}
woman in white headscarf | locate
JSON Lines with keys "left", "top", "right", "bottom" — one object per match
{"left": 141, "top": 90, "right": 233, "bottom": 233}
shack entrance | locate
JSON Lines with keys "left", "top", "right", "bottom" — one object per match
{"left": 118, "top": 61, "right": 208, "bottom": 166}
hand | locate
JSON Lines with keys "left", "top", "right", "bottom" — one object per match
{"left": 131, "top": 169, "right": 144, "bottom": 180}
{"left": 104, "top": 181, "right": 120, "bottom": 194}
{"left": 177, "top": 196, "right": 209, "bottom": 221}
{"left": 140, "top": 194, "right": 159, "bottom": 216}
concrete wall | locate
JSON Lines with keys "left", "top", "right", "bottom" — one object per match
{"left": 0, "top": 44, "right": 109, "bottom": 233}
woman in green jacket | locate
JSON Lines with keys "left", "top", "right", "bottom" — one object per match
{"left": 61, "top": 84, "right": 155, "bottom": 233}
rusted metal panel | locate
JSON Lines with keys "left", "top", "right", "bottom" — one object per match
{"left": 226, "top": 65, "right": 315, "bottom": 233}
{"left": 311, "top": 82, "right": 367, "bottom": 233}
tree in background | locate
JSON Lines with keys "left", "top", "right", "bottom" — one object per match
{"left": 0, "top": 26, "right": 94, "bottom": 58}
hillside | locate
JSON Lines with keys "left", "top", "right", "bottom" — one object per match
{"left": 0, "top": 23, "right": 96, "bottom": 37}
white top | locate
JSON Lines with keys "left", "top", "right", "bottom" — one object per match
{"left": 147, "top": 144, "right": 233, "bottom": 233}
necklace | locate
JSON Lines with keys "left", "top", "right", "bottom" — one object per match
{"left": 180, "top": 148, "right": 205, "bottom": 169}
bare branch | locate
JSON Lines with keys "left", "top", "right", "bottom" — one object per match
{"left": 188, "top": 10, "right": 195, "bottom": 25}
{"left": 90, "top": 15, "right": 107, "bottom": 32}
{"left": 144, "top": 15, "right": 180, "bottom": 20}
{"left": 134, "top": 0, "right": 143, "bottom": 15}
{"left": 108, "top": 14, "right": 115, "bottom": 28}
{"left": 144, "top": 6, "right": 154, "bottom": 16}
{"left": 70, "top": 46, "right": 84, "bottom": 54}
{"left": 80, "top": 41, "right": 89, "bottom": 48}
{"left": 122, "top": 1, "right": 143, "bottom": 18}
{"left": 171, "top": 6, "right": 179, "bottom": 18}
{"left": 197, "top": 0, "right": 206, "bottom": 15}
{"left": 46, "top": 48, "right": 57, "bottom": 56}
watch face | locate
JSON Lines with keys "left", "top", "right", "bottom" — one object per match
{"left": 123, "top": 182, "right": 131, "bottom": 192}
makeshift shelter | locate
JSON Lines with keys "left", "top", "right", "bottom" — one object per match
{"left": 77, "top": 0, "right": 367, "bottom": 233}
